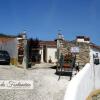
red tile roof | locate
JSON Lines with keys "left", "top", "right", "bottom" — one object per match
{"left": 0, "top": 37, "right": 15, "bottom": 43}
{"left": 39, "top": 41, "right": 57, "bottom": 48}
{"left": 90, "top": 43, "right": 100, "bottom": 50}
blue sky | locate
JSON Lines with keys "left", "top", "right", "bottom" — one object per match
{"left": 0, "top": 0, "right": 100, "bottom": 45}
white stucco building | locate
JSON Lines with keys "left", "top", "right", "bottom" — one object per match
{"left": 0, "top": 34, "right": 18, "bottom": 65}
{"left": 90, "top": 43, "right": 100, "bottom": 64}
{"left": 39, "top": 41, "right": 57, "bottom": 63}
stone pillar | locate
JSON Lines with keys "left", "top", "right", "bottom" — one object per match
{"left": 22, "top": 39, "right": 27, "bottom": 69}
{"left": 40, "top": 47, "right": 44, "bottom": 63}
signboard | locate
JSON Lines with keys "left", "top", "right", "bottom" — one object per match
{"left": 71, "top": 47, "right": 79, "bottom": 53}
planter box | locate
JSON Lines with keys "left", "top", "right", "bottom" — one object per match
{"left": 63, "top": 64, "right": 71, "bottom": 68}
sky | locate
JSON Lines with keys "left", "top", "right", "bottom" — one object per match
{"left": 0, "top": 0, "right": 100, "bottom": 45}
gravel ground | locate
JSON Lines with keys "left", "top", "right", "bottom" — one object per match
{"left": 0, "top": 64, "right": 69, "bottom": 100}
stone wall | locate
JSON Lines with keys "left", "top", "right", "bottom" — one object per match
{"left": 60, "top": 41, "right": 90, "bottom": 66}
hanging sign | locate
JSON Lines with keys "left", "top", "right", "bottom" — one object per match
{"left": 71, "top": 47, "right": 80, "bottom": 53}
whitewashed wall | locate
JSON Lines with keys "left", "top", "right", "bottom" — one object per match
{"left": 90, "top": 47, "right": 100, "bottom": 64}
{"left": 95, "top": 64, "right": 100, "bottom": 89}
{"left": 64, "top": 63, "right": 100, "bottom": 100}
{"left": 0, "top": 38, "right": 18, "bottom": 58}
{"left": 77, "top": 38, "right": 84, "bottom": 42}
{"left": 39, "top": 49, "right": 44, "bottom": 62}
{"left": 47, "top": 48, "right": 57, "bottom": 63}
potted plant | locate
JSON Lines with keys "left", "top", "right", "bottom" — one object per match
{"left": 63, "top": 53, "right": 72, "bottom": 68}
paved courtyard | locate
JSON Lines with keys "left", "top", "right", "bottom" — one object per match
{"left": 0, "top": 64, "right": 69, "bottom": 100}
